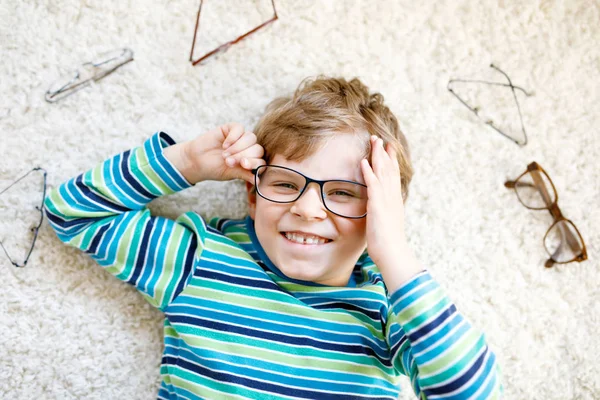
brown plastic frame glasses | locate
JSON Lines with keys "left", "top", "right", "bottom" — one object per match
{"left": 505, "top": 162, "right": 587, "bottom": 268}
{"left": 189, "top": 0, "right": 278, "bottom": 66}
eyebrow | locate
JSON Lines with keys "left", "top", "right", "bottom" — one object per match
{"left": 269, "top": 164, "right": 365, "bottom": 185}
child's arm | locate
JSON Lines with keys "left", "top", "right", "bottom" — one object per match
{"left": 361, "top": 136, "right": 502, "bottom": 398}
{"left": 385, "top": 273, "right": 502, "bottom": 399}
{"left": 44, "top": 123, "right": 265, "bottom": 310}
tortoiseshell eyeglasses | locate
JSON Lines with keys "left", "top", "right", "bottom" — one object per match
{"left": 505, "top": 162, "right": 587, "bottom": 268}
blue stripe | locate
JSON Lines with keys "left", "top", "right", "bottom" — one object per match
{"left": 120, "top": 149, "right": 156, "bottom": 200}
{"left": 146, "top": 134, "right": 190, "bottom": 191}
{"left": 72, "top": 175, "right": 130, "bottom": 213}
{"left": 169, "top": 294, "right": 382, "bottom": 342}
{"left": 168, "top": 314, "right": 386, "bottom": 362}
{"left": 194, "top": 268, "right": 282, "bottom": 292}
{"left": 407, "top": 304, "right": 457, "bottom": 342}
{"left": 171, "top": 346, "right": 398, "bottom": 396}
{"left": 85, "top": 223, "right": 111, "bottom": 255}
{"left": 389, "top": 271, "right": 431, "bottom": 305}
{"left": 128, "top": 217, "right": 154, "bottom": 285}
{"left": 105, "top": 154, "right": 143, "bottom": 209}
{"left": 414, "top": 318, "right": 469, "bottom": 360}
{"left": 424, "top": 349, "right": 492, "bottom": 399}
{"left": 137, "top": 218, "right": 166, "bottom": 295}
{"left": 163, "top": 341, "right": 395, "bottom": 389}
{"left": 145, "top": 221, "right": 172, "bottom": 300}
{"left": 172, "top": 233, "right": 197, "bottom": 302}
{"left": 44, "top": 208, "right": 99, "bottom": 231}
{"left": 312, "top": 301, "right": 381, "bottom": 321}
{"left": 167, "top": 303, "right": 388, "bottom": 357}
{"left": 162, "top": 356, "right": 394, "bottom": 400}
{"left": 391, "top": 279, "right": 437, "bottom": 312}
{"left": 93, "top": 211, "right": 136, "bottom": 266}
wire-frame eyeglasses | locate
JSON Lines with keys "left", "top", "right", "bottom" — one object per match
{"left": 189, "top": 0, "right": 278, "bottom": 66}
{"left": 0, "top": 167, "right": 47, "bottom": 268}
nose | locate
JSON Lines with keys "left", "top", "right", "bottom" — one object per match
{"left": 290, "top": 182, "right": 327, "bottom": 220}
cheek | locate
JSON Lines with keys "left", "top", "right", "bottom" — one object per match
{"left": 255, "top": 200, "right": 288, "bottom": 226}
{"left": 336, "top": 219, "right": 367, "bottom": 244}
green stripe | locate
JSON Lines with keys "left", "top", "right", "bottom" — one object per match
{"left": 396, "top": 287, "right": 445, "bottom": 325}
{"left": 155, "top": 225, "right": 186, "bottom": 305}
{"left": 171, "top": 369, "right": 285, "bottom": 400}
{"left": 418, "top": 329, "right": 483, "bottom": 378}
{"left": 175, "top": 326, "right": 393, "bottom": 378}
{"left": 130, "top": 147, "right": 162, "bottom": 196}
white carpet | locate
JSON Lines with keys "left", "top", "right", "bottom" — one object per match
{"left": 1, "top": 0, "right": 599, "bottom": 399}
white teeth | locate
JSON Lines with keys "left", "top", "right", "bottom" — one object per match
{"left": 284, "top": 232, "right": 328, "bottom": 245}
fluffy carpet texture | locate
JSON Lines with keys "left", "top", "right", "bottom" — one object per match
{"left": 1, "top": 0, "right": 598, "bottom": 399}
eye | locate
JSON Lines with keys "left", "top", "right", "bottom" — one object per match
{"left": 329, "top": 190, "right": 355, "bottom": 197}
{"left": 273, "top": 182, "right": 298, "bottom": 190}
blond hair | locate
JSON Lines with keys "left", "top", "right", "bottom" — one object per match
{"left": 253, "top": 76, "right": 413, "bottom": 201}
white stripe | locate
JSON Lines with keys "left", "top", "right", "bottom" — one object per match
{"left": 171, "top": 300, "right": 388, "bottom": 353}
{"left": 170, "top": 333, "right": 397, "bottom": 387}
{"left": 412, "top": 318, "right": 468, "bottom": 356}
{"left": 107, "top": 154, "right": 145, "bottom": 207}
{"left": 169, "top": 345, "right": 399, "bottom": 394}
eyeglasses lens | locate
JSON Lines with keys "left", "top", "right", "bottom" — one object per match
{"left": 544, "top": 220, "right": 584, "bottom": 263}
{"left": 514, "top": 170, "right": 556, "bottom": 209}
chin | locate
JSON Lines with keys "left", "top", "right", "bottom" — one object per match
{"left": 278, "top": 262, "right": 322, "bottom": 282}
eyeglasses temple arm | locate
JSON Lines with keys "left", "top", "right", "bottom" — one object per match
{"left": 529, "top": 171, "right": 554, "bottom": 208}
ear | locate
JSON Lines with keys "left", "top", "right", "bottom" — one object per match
{"left": 246, "top": 181, "right": 257, "bottom": 219}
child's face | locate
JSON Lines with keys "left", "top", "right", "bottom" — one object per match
{"left": 247, "top": 133, "right": 368, "bottom": 286}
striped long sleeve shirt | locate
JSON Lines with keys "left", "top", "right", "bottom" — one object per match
{"left": 44, "top": 132, "right": 502, "bottom": 400}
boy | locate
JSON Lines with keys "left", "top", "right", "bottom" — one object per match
{"left": 44, "top": 76, "right": 501, "bottom": 399}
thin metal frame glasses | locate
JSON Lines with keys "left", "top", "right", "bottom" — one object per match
{"left": 45, "top": 48, "right": 134, "bottom": 103}
{"left": 189, "top": 0, "right": 278, "bottom": 66}
{"left": 251, "top": 165, "right": 368, "bottom": 219}
{"left": 448, "top": 64, "right": 532, "bottom": 146}
{"left": 0, "top": 167, "right": 47, "bottom": 268}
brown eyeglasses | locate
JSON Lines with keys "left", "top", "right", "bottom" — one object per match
{"left": 505, "top": 162, "right": 587, "bottom": 268}
{"left": 189, "top": 0, "right": 278, "bottom": 66}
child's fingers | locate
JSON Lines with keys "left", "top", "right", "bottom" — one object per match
{"left": 236, "top": 158, "right": 267, "bottom": 184}
{"left": 360, "top": 158, "right": 377, "bottom": 188}
{"left": 370, "top": 136, "right": 386, "bottom": 177}
{"left": 240, "top": 157, "right": 267, "bottom": 170}
{"left": 224, "top": 143, "right": 264, "bottom": 167}
{"left": 221, "top": 123, "right": 245, "bottom": 149}
{"left": 222, "top": 131, "right": 257, "bottom": 158}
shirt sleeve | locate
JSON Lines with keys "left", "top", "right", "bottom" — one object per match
{"left": 44, "top": 132, "right": 207, "bottom": 311}
{"left": 385, "top": 271, "right": 503, "bottom": 399}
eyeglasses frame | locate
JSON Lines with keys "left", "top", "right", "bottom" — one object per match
{"left": 447, "top": 63, "right": 532, "bottom": 147}
{"left": 45, "top": 48, "right": 134, "bottom": 103}
{"left": 504, "top": 161, "right": 587, "bottom": 268}
{"left": 189, "top": 0, "right": 278, "bottom": 66}
{"left": 0, "top": 167, "right": 47, "bottom": 268}
{"left": 251, "top": 165, "right": 367, "bottom": 219}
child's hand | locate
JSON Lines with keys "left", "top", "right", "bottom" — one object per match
{"left": 360, "top": 136, "right": 422, "bottom": 291}
{"left": 182, "top": 122, "right": 266, "bottom": 184}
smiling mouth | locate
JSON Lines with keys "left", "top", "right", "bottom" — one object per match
{"left": 280, "top": 232, "right": 333, "bottom": 245}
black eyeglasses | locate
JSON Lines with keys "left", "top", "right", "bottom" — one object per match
{"left": 0, "top": 167, "right": 47, "bottom": 268}
{"left": 251, "top": 165, "right": 368, "bottom": 219}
